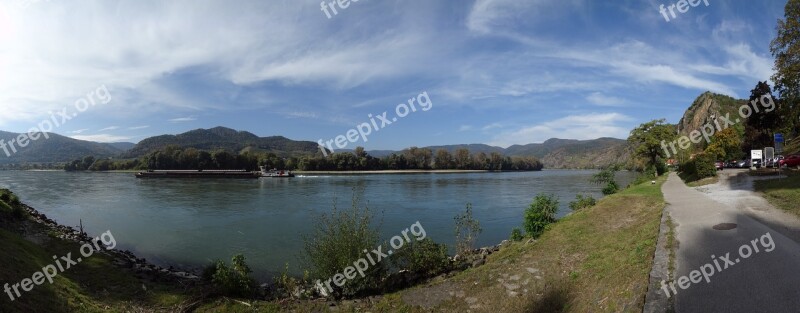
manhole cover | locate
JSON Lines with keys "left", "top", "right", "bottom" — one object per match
{"left": 712, "top": 223, "right": 737, "bottom": 230}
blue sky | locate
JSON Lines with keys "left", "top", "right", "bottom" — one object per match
{"left": 0, "top": 0, "right": 784, "bottom": 150}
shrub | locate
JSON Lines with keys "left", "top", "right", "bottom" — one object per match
{"left": 302, "top": 192, "right": 385, "bottom": 297}
{"left": 391, "top": 238, "right": 451, "bottom": 277}
{"left": 509, "top": 227, "right": 525, "bottom": 241}
{"left": 454, "top": 203, "right": 482, "bottom": 255}
{"left": 210, "top": 254, "right": 257, "bottom": 298}
{"left": 274, "top": 263, "right": 310, "bottom": 299}
{"left": 679, "top": 153, "right": 716, "bottom": 182}
{"left": 524, "top": 193, "right": 559, "bottom": 239}
{"left": 601, "top": 181, "right": 619, "bottom": 195}
{"left": 568, "top": 194, "right": 596, "bottom": 211}
{"left": 591, "top": 165, "right": 621, "bottom": 195}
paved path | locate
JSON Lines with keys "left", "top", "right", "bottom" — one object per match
{"left": 663, "top": 172, "right": 800, "bottom": 312}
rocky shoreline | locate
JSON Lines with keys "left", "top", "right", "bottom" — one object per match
{"left": 19, "top": 203, "right": 201, "bottom": 284}
{"left": 17, "top": 201, "right": 513, "bottom": 303}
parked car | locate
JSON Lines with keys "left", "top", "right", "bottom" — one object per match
{"left": 715, "top": 161, "right": 724, "bottom": 171}
{"left": 725, "top": 160, "right": 738, "bottom": 168}
{"left": 737, "top": 159, "right": 751, "bottom": 168}
{"left": 780, "top": 155, "right": 800, "bottom": 168}
{"left": 752, "top": 159, "right": 762, "bottom": 168}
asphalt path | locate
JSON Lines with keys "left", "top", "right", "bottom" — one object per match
{"left": 663, "top": 171, "right": 800, "bottom": 313}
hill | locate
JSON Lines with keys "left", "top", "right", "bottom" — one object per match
{"left": 0, "top": 131, "right": 124, "bottom": 164}
{"left": 375, "top": 138, "right": 630, "bottom": 169}
{"left": 676, "top": 92, "right": 746, "bottom": 137}
{"left": 124, "top": 126, "right": 320, "bottom": 158}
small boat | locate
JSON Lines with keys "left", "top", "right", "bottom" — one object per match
{"left": 260, "top": 166, "right": 295, "bottom": 178}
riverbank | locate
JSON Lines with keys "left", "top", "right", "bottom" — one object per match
{"left": 0, "top": 189, "right": 203, "bottom": 312}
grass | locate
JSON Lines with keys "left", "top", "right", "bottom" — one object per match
{"left": 753, "top": 171, "right": 800, "bottom": 217}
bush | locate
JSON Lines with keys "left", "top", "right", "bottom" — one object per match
{"left": 568, "top": 194, "right": 596, "bottom": 211}
{"left": 302, "top": 193, "right": 385, "bottom": 297}
{"left": 454, "top": 203, "right": 482, "bottom": 255}
{"left": 509, "top": 227, "right": 524, "bottom": 241}
{"left": 601, "top": 181, "right": 619, "bottom": 195}
{"left": 524, "top": 193, "right": 559, "bottom": 239}
{"left": 679, "top": 153, "right": 716, "bottom": 182}
{"left": 391, "top": 238, "right": 451, "bottom": 277}
{"left": 0, "top": 189, "right": 25, "bottom": 219}
{"left": 209, "top": 254, "right": 257, "bottom": 298}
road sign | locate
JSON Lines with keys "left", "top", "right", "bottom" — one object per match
{"left": 777, "top": 142, "right": 783, "bottom": 154}
{"left": 751, "top": 150, "right": 762, "bottom": 160}
{"left": 775, "top": 133, "right": 784, "bottom": 143}
{"left": 765, "top": 147, "right": 775, "bottom": 160}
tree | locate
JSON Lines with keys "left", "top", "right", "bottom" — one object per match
{"left": 628, "top": 119, "right": 677, "bottom": 174}
{"left": 454, "top": 148, "right": 472, "bottom": 169}
{"left": 434, "top": 149, "right": 454, "bottom": 169}
{"left": 706, "top": 128, "right": 741, "bottom": 161}
{"left": 771, "top": 0, "right": 800, "bottom": 135}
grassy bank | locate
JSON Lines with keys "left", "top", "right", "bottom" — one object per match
{"left": 754, "top": 171, "right": 800, "bottom": 217}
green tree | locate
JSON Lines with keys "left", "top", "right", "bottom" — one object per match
{"left": 434, "top": 149, "right": 454, "bottom": 169}
{"left": 771, "top": 0, "right": 800, "bottom": 135}
{"left": 628, "top": 119, "right": 677, "bottom": 174}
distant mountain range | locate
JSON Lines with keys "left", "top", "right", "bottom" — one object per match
{"left": 0, "top": 126, "right": 631, "bottom": 168}
{"left": 0, "top": 131, "right": 130, "bottom": 164}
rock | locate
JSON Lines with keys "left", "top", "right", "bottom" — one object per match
{"left": 471, "top": 259, "right": 485, "bottom": 267}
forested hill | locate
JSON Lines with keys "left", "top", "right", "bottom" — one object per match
{"left": 419, "top": 138, "right": 631, "bottom": 169}
{"left": 123, "top": 126, "right": 320, "bottom": 158}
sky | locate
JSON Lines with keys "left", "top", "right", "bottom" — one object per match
{"left": 0, "top": 0, "right": 785, "bottom": 150}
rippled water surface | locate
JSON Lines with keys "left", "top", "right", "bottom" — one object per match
{"left": 0, "top": 170, "right": 635, "bottom": 279}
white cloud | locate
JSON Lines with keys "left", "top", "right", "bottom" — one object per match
{"left": 458, "top": 125, "right": 473, "bottom": 131}
{"left": 70, "top": 128, "right": 89, "bottom": 134}
{"left": 168, "top": 117, "right": 196, "bottom": 123}
{"left": 128, "top": 125, "right": 150, "bottom": 130}
{"left": 489, "top": 113, "right": 632, "bottom": 147}
{"left": 586, "top": 92, "right": 627, "bottom": 107}
{"left": 98, "top": 126, "right": 119, "bottom": 132}
{"left": 71, "top": 134, "right": 132, "bottom": 143}
{"left": 482, "top": 123, "right": 503, "bottom": 131}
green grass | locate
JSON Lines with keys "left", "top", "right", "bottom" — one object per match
{"left": 754, "top": 172, "right": 800, "bottom": 217}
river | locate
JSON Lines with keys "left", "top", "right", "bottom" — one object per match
{"left": 0, "top": 170, "right": 635, "bottom": 280}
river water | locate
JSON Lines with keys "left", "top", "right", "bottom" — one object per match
{"left": 0, "top": 170, "right": 635, "bottom": 280}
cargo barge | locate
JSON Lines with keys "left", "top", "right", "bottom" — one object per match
{"left": 135, "top": 170, "right": 260, "bottom": 179}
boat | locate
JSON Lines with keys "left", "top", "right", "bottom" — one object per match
{"left": 260, "top": 166, "right": 295, "bottom": 178}
{"left": 135, "top": 169, "right": 260, "bottom": 179}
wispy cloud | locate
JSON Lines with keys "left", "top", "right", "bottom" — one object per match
{"left": 98, "top": 126, "right": 119, "bottom": 132}
{"left": 458, "top": 125, "right": 473, "bottom": 131}
{"left": 71, "top": 134, "right": 132, "bottom": 143}
{"left": 586, "top": 92, "right": 627, "bottom": 107}
{"left": 128, "top": 125, "right": 150, "bottom": 130}
{"left": 168, "top": 117, "right": 197, "bottom": 123}
{"left": 70, "top": 129, "right": 90, "bottom": 134}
